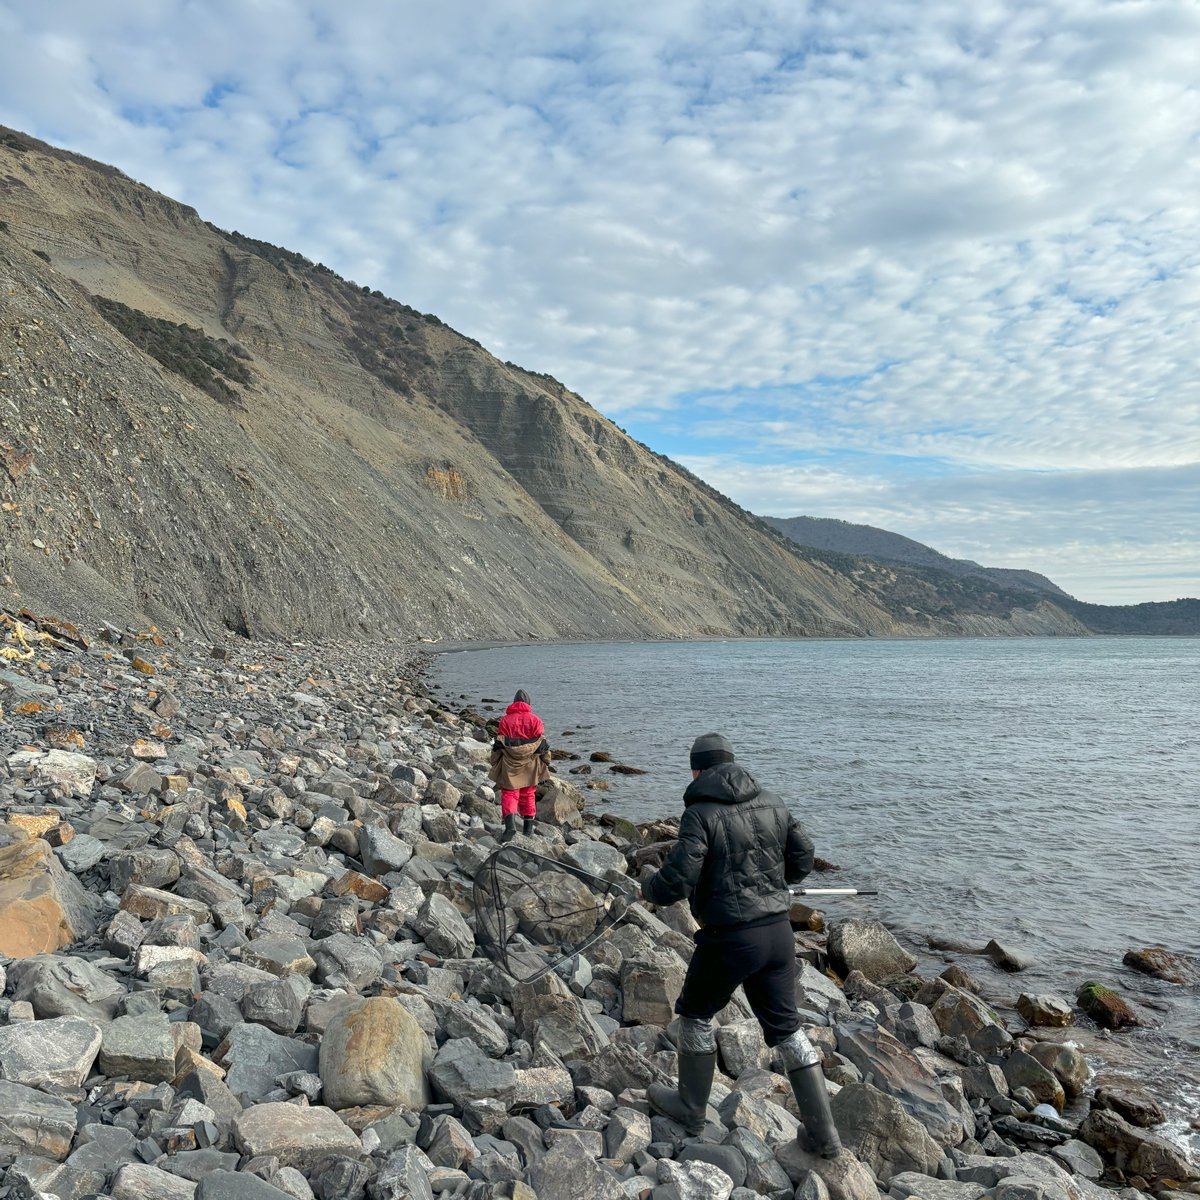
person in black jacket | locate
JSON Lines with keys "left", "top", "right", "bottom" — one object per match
{"left": 641, "top": 732, "right": 841, "bottom": 1157}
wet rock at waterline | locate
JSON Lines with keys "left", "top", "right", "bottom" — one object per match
{"left": 1076, "top": 981, "right": 1143, "bottom": 1029}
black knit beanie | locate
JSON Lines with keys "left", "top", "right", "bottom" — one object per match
{"left": 690, "top": 732, "right": 734, "bottom": 771}
{"left": 513, "top": 689, "right": 531, "bottom": 704}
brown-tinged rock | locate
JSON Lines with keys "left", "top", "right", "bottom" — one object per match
{"left": 44, "top": 821, "right": 74, "bottom": 847}
{"left": 1094, "top": 1081, "right": 1166, "bottom": 1128}
{"left": 1076, "top": 981, "right": 1142, "bottom": 1029}
{"left": 120, "top": 884, "right": 210, "bottom": 923}
{"left": 7, "top": 809, "right": 62, "bottom": 839}
{"left": 1028, "top": 1041, "right": 1088, "bottom": 1099}
{"left": 319, "top": 996, "right": 430, "bottom": 1110}
{"left": 330, "top": 870, "right": 389, "bottom": 903}
{"left": 0, "top": 836, "right": 99, "bottom": 957}
{"left": 131, "top": 738, "right": 168, "bottom": 760}
{"left": 1080, "top": 1106, "right": 1197, "bottom": 1186}
{"left": 1122, "top": 946, "right": 1199, "bottom": 986}
{"left": 1016, "top": 992, "right": 1074, "bottom": 1027}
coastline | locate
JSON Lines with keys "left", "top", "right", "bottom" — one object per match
{"left": 0, "top": 621, "right": 1195, "bottom": 1197}
{"left": 428, "top": 641, "right": 1200, "bottom": 1162}
{"left": 424, "top": 630, "right": 1200, "bottom": 663}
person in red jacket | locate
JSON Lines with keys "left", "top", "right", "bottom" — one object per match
{"left": 489, "top": 689, "right": 551, "bottom": 841}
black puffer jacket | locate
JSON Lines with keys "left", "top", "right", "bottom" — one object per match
{"left": 643, "top": 762, "right": 815, "bottom": 930}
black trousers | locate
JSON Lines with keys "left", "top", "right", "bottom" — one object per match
{"left": 674, "top": 915, "right": 800, "bottom": 1047}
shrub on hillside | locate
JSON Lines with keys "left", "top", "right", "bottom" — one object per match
{"left": 91, "top": 294, "right": 252, "bottom": 405}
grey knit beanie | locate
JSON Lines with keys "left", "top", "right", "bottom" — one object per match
{"left": 690, "top": 732, "right": 734, "bottom": 771}
{"left": 513, "top": 689, "right": 531, "bottom": 704}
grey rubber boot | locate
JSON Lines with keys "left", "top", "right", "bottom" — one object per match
{"left": 788, "top": 1063, "right": 842, "bottom": 1158}
{"left": 522, "top": 816, "right": 536, "bottom": 836}
{"left": 646, "top": 1050, "right": 717, "bottom": 1136}
{"left": 500, "top": 814, "right": 518, "bottom": 843}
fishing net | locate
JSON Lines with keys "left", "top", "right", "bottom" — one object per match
{"left": 472, "top": 845, "right": 637, "bottom": 984}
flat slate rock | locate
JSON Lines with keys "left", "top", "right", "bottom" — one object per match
{"left": 218, "top": 1024, "right": 319, "bottom": 1103}
{"left": 0, "top": 1078, "right": 79, "bottom": 1159}
{"left": 232, "top": 1101, "right": 361, "bottom": 1169}
{"left": 111, "top": 1162, "right": 199, "bottom": 1200}
{"left": 196, "top": 1170, "right": 294, "bottom": 1200}
{"left": 0, "top": 1014, "right": 102, "bottom": 1088}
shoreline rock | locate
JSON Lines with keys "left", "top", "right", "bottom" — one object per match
{"left": 0, "top": 622, "right": 1195, "bottom": 1199}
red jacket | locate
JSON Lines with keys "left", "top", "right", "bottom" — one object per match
{"left": 490, "top": 700, "right": 550, "bottom": 790}
{"left": 497, "top": 700, "right": 544, "bottom": 743}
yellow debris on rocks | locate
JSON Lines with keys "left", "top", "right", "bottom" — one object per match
{"left": 131, "top": 738, "right": 167, "bottom": 760}
{"left": 1, "top": 618, "right": 54, "bottom": 661}
{"left": 7, "top": 810, "right": 62, "bottom": 839}
{"left": 45, "top": 727, "right": 85, "bottom": 750}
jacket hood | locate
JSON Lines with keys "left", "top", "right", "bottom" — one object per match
{"left": 683, "top": 761, "right": 761, "bottom": 807}
{"left": 505, "top": 701, "right": 532, "bottom": 715}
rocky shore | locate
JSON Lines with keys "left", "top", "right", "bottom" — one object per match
{"left": 0, "top": 613, "right": 1197, "bottom": 1200}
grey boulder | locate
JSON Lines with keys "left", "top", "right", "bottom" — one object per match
{"left": 371, "top": 1145, "right": 436, "bottom": 1200}
{"left": 621, "top": 950, "right": 686, "bottom": 1026}
{"left": 830, "top": 1081, "right": 944, "bottom": 1181}
{"left": 428, "top": 1037, "right": 517, "bottom": 1109}
{"left": 216, "top": 1024, "right": 319, "bottom": 1104}
{"left": 561, "top": 840, "right": 627, "bottom": 877}
{"left": 196, "top": 1169, "right": 299, "bottom": 1200}
{"left": 0, "top": 1079, "right": 78, "bottom": 1159}
{"left": 233, "top": 1102, "right": 361, "bottom": 1169}
{"left": 310, "top": 932, "right": 382, "bottom": 991}
{"left": 526, "top": 1143, "right": 627, "bottom": 1200}
{"left": 111, "top": 1162, "right": 199, "bottom": 1200}
{"left": 99, "top": 1012, "right": 177, "bottom": 1082}
{"left": 0, "top": 1014, "right": 102, "bottom": 1088}
{"left": 358, "top": 823, "right": 413, "bottom": 875}
{"left": 412, "top": 892, "right": 474, "bottom": 959}
{"left": 826, "top": 918, "right": 917, "bottom": 982}
{"left": 8, "top": 953, "right": 124, "bottom": 1020}
{"left": 835, "top": 1019, "right": 966, "bottom": 1145}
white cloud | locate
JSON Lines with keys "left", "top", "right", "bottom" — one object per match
{"left": 1, "top": 0, "right": 1198, "bottom": 599}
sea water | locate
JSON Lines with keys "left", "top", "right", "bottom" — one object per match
{"left": 435, "top": 637, "right": 1200, "bottom": 1145}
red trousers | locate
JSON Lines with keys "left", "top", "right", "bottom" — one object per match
{"left": 501, "top": 786, "right": 537, "bottom": 817}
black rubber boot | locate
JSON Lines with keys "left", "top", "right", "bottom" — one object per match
{"left": 500, "top": 814, "right": 518, "bottom": 843}
{"left": 647, "top": 1051, "right": 717, "bottom": 1136}
{"left": 522, "top": 816, "right": 536, "bottom": 836}
{"left": 788, "top": 1064, "right": 842, "bottom": 1158}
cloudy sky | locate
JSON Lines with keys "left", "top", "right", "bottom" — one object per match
{"left": 2, "top": 1, "right": 1198, "bottom": 603}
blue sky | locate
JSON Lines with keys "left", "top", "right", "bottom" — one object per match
{"left": 1, "top": 0, "right": 1198, "bottom": 604}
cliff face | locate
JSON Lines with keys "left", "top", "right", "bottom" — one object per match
{"left": 1, "top": 126, "right": 1086, "bottom": 642}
